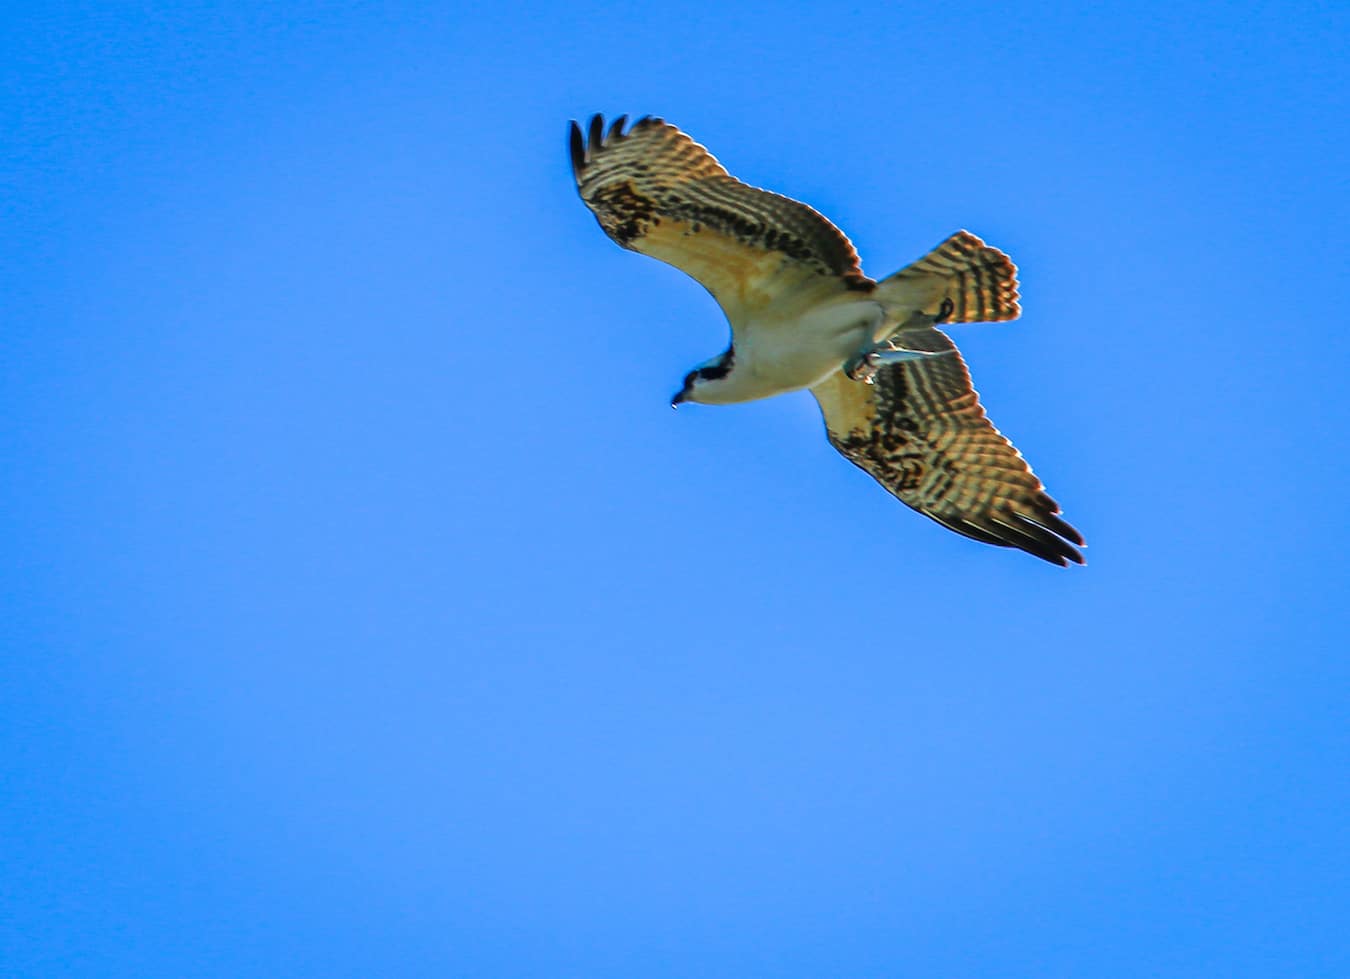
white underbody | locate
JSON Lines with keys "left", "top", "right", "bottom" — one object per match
{"left": 689, "top": 296, "right": 886, "bottom": 405}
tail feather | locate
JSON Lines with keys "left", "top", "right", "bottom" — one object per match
{"left": 875, "top": 231, "right": 1020, "bottom": 323}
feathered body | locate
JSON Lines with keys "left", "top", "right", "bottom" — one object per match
{"left": 570, "top": 114, "right": 1084, "bottom": 566}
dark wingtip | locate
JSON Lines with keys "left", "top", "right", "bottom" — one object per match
{"left": 1034, "top": 493, "right": 1086, "bottom": 547}
{"left": 587, "top": 114, "right": 604, "bottom": 153}
{"left": 1058, "top": 551, "right": 1085, "bottom": 567}
{"left": 1028, "top": 530, "right": 1085, "bottom": 567}
{"left": 1012, "top": 512, "right": 1086, "bottom": 567}
{"left": 955, "top": 508, "right": 1085, "bottom": 567}
{"left": 1048, "top": 540, "right": 1086, "bottom": 567}
{"left": 607, "top": 114, "right": 627, "bottom": 140}
{"left": 568, "top": 120, "right": 585, "bottom": 176}
{"left": 1057, "top": 517, "right": 1086, "bottom": 548}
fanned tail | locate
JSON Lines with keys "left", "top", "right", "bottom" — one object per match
{"left": 874, "top": 230, "right": 1020, "bottom": 324}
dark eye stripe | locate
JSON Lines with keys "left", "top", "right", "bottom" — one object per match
{"left": 696, "top": 346, "right": 735, "bottom": 381}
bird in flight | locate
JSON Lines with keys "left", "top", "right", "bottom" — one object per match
{"left": 569, "top": 114, "right": 1084, "bottom": 566}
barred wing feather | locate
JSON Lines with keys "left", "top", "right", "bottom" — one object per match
{"left": 570, "top": 114, "right": 871, "bottom": 321}
{"left": 810, "top": 329, "right": 1084, "bottom": 566}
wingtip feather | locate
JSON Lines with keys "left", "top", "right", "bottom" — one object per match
{"left": 1010, "top": 512, "right": 1085, "bottom": 567}
{"left": 568, "top": 120, "right": 585, "bottom": 176}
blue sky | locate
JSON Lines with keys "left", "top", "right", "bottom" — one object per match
{"left": 3, "top": 2, "right": 1348, "bottom": 976}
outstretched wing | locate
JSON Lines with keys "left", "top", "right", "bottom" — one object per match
{"left": 570, "top": 114, "right": 871, "bottom": 321}
{"left": 810, "top": 329, "right": 1084, "bottom": 566}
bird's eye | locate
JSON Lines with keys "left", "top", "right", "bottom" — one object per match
{"left": 684, "top": 370, "right": 699, "bottom": 387}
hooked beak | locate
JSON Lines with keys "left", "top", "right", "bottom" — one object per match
{"left": 671, "top": 388, "right": 687, "bottom": 409}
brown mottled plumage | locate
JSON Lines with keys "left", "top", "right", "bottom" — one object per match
{"left": 811, "top": 329, "right": 1084, "bottom": 567}
{"left": 571, "top": 114, "right": 870, "bottom": 322}
{"left": 571, "top": 113, "right": 1083, "bottom": 566}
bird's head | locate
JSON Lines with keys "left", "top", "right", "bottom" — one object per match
{"left": 671, "top": 349, "right": 734, "bottom": 407}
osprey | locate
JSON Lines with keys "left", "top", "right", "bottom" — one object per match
{"left": 569, "top": 114, "right": 1084, "bottom": 567}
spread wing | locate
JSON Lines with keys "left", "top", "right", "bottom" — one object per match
{"left": 570, "top": 114, "right": 871, "bottom": 321}
{"left": 810, "top": 329, "right": 1084, "bottom": 566}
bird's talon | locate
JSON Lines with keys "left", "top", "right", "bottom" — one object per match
{"left": 845, "top": 351, "right": 881, "bottom": 384}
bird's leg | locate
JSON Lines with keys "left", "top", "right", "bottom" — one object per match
{"left": 843, "top": 300, "right": 955, "bottom": 384}
{"left": 842, "top": 304, "right": 889, "bottom": 383}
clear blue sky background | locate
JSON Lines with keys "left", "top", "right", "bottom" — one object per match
{"left": 3, "top": 2, "right": 1348, "bottom": 976}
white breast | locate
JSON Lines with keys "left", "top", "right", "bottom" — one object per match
{"left": 695, "top": 297, "right": 884, "bottom": 405}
